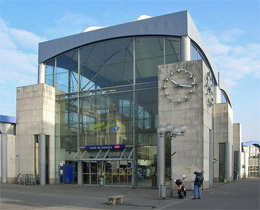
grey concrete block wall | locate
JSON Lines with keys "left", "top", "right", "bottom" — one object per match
{"left": 213, "top": 103, "right": 234, "bottom": 182}
{"left": 0, "top": 134, "right": 16, "bottom": 183}
{"left": 233, "top": 123, "right": 242, "bottom": 152}
{"left": 158, "top": 60, "right": 213, "bottom": 189}
{"left": 16, "top": 84, "right": 55, "bottom": 184}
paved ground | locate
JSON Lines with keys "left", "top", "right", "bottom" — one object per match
{"left": 0, "top": 178, "right": 259, "bottom": 210}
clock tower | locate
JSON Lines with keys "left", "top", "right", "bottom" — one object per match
{"left": 158, "top": 60, "right": 214, "bottom": 190}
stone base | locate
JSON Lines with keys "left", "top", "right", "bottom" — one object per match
{"left": 49, "top": 178, "right": 55, "bottom": 185}
{"left": 7, "top": 177, "right": 16, "bottom": 184}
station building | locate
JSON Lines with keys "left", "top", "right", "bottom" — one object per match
{"left": 0, "top": 11, "right": 250, "bottom": 189}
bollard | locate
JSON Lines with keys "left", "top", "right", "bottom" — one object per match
{"left": 159, "top": 184, "right": 166, "bottom": 199}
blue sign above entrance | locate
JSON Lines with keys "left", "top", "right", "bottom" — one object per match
{"left": 85, "top": 144, "right": 125, "bottom": 150}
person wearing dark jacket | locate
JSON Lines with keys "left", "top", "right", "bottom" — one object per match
{"left": 193, "top": 171, "right": 204, "bottom": 199}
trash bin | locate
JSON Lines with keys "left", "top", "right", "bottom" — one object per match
{"left": 152, "top": 175, "right": 157, "bottom": 187}
{"left": 99, "top": 177, "right": 104, "bottom": 187}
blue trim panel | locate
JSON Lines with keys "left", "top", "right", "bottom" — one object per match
{"left": 0, "top": 115, "right": 16, "bottom": 124}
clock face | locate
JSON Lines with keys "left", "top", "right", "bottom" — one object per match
{"left": 205, "top": 71, "right": 214, "bottom": 107}
{"left": 162, "top": 68, "right": 196, "bottom": 103}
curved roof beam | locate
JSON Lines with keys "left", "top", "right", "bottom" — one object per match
{"left": 38, "top": 10, "right": 232, "bottom": 105}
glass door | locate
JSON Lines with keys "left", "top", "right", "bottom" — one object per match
{"left": 83, "top": 162, "right": 90, "bottom": 184}
{"left": 105, "top": 161, "right": 112, "bottom": 185}
{"left": 90, "top": 162, "right": 98, "bottom": 184}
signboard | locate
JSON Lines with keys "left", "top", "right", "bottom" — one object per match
{"left": 85, "top": 144, "right": 125, "bottom": 150}
{"left": 105, "top": 163, "right": 111, "bottom": 168}
{"left": 59, "top": 161, "right": 64, "bottom": 167}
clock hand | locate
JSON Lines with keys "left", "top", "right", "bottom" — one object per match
{"left": 171, "top": 79, "right": 179, "bottom": 85}
{"left": 179, "top": 84, "right": 192, "bottom": 88}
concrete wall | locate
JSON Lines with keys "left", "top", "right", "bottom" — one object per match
{"left": 158, "top": 60, "right": 212, "bottom": 189}
{"left": 7, "top": 135, "right": 16, "bottom": 183}
{"left": 213, "top": 103, "right": 233, "bottom": 182}
{"left": 16, "top": 84, "right": 55, "bottom": 184}
{"left": 241, "top": 150, "right": 249, "bottom": 178}
{"left": 233, "top": 123, "right": 242, "bottom": 179}
{"left": 214, "top": 86, "right": 222, "bottom": 104}
{"left": 0, "top": 134, "right": 16, "bottom": 183}
{"left": 233, "top": 123, "right": 242, "bottom": 152}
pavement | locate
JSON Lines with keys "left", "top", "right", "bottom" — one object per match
{"left": 0, "top": 178, "right": 259, "bottom": 210}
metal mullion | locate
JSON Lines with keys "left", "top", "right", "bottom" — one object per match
{"left": 128, "top": 148, "right": 134, "bottom": 160}
{"left": 132, "top": 38, "right": 136, "bottom": 187}
{"left": 103, "top": 149, "right": 110, "bottom": 159}
{"left": 120, "top": 148, "right": 126, "bottom": 159}
{"left": 79, "top": 150, "right": 87, "bottom": 160}
{"left": 95, "top": 150, "right": 102, "bottom": 159}
{"left": 81, "top": 40, "right": 132, "bottom": 91}
{"left": 77, "top": 48, "right": 80, "bottom": 151}
{"left": 54, "top": 58, "right": 57, "bottom": 88}
{"left": 164, "top": 37, "right": 165, "bottom": 65}
{"left": 73, "top": 150, "right": 81, "bottom": 160}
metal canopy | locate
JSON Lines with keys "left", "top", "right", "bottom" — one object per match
{"left": 74, "top": 146, "right": 134, "bottom": 161}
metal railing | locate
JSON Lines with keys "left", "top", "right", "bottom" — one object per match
{"left": 16, "top": 174, "right": 38, "bottom": 186}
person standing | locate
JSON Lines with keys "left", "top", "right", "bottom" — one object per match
{"left": 193, "top": 171, "right": 204, "bottom": 199}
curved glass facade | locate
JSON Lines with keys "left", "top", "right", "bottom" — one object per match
{"left": 47, "top": 36, "right": 180, "bottom": 186}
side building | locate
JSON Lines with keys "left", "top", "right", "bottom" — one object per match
{"left": 0, "top": 11, "right": 246, "bottom": 189}
{"left": 242, "top": 141, "right": 260, "bottom": 178}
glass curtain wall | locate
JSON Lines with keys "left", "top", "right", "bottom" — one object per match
{"left": 52, "top": 36, "right": 181, "bottom": 185}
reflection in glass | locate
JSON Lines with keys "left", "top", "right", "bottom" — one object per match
{"left": 56, "top": 50, "right": 78, "bottom": 93}
{"left": 135, "top": 37, "right": 164, "bottom": 83}
{"left": 46, "top": 59, "right": 55, "bottom": 87}
{"left": 165, "top": 37, "right": 180, "bottom": 64}
{"left": 80, "top": 38, "right": 133, "bottom": 91}
{"left": 79, "top": 91, "right": 133, "bottom": 147}
{"left": 53, "top": 36, "right": 182, "bottom": 186}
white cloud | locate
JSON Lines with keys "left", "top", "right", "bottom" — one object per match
{"left": 0, "top": 17, "right": 45, "bottom": 115}
{"left": 201, "top": 28, "right": 260, "bottom": 88}
{"left": 9, "top": 28, "right": 44, "bottom": 50}
{"left": 46, "top": 11, "right": 99, "bottom": 38}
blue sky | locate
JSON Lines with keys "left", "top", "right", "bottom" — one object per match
{"left": 0, "top": 0, "right": 259, "bottom": 141}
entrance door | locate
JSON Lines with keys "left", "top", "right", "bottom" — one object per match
{"left": 82, "top": 160, "right": 132, "bottom": 186}
{"left": 105, "top": 161, "right": 112, "bottom": 185}
{"left": 83, "top": 162, "right": 90, "bottom": 184}
{"left": 90, "top": 162, "right": 98, "bottom": 184}
{"left": 219, "top": 143, "right": 225, "bottom": 182}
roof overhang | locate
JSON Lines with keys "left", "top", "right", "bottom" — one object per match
{"left": 38, "top": 10, "right": 231, "bottom": 105}
{"left": 74, "top": 146, "right": 134, "bottom": 162}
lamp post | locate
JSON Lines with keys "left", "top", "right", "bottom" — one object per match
{"left": 157, "top": 124, "right": 187, "bottom": 199}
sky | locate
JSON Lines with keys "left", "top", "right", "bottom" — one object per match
{"left": 0, "top": 0, "right": 259, "bottom": 141}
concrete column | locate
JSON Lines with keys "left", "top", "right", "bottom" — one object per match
{"left": 180, "top": 36, "right": 191, "bottom": 62}
{"left": 38, "top": 63, "right": 46, "bottom": 84}
{"left": 209, "top": 129, "right": 214, "bottom": 186}
{"left": 258, "top": 154, "right": 260, "bottom": 178}
{"left": 1, "top": 133, "right": 7, "bottom": 183}
{"left": 77, "top": 161, "right": 83, "bottom": 185}
{"left": 157, "top": 132, "right": 165, "bottom": 190}
{"left": 39, "top": 134, "right": 46, "bottom": 185}
{"left": 170, "top": 139, "right": 174, "bottom": 197}
{"left": 225, "top": 142, "right": 230, "bottom": 182}
{"left": 237, "top": 152, "right": 241, "bottom": 179}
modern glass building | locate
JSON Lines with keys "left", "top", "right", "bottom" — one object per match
{"left": 46, "top": 36, "right": 181, "bottom": 186}
{"left": 33, "top": 10, "right": 232, "bottom": 187}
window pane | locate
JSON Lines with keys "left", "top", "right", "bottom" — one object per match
{"left": 46, "top": 59, "right": 55, "bottom": 87}
{"left": 191, "top": 44, "right": 198, "bottom": 60}
{"left": 56, "top": 50, "right": 78, "bottom": 93}
{"left": 165, "top": 37, "right": 180, "bottom": 64}
{"left": 80, "top": 38, "right": 133, "bottom": 91}
{"left": 135, "top": 37, "right": 164, "bottom": 83}
{"left": 79, "top": 90, "right": 133, "bottom": 147}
